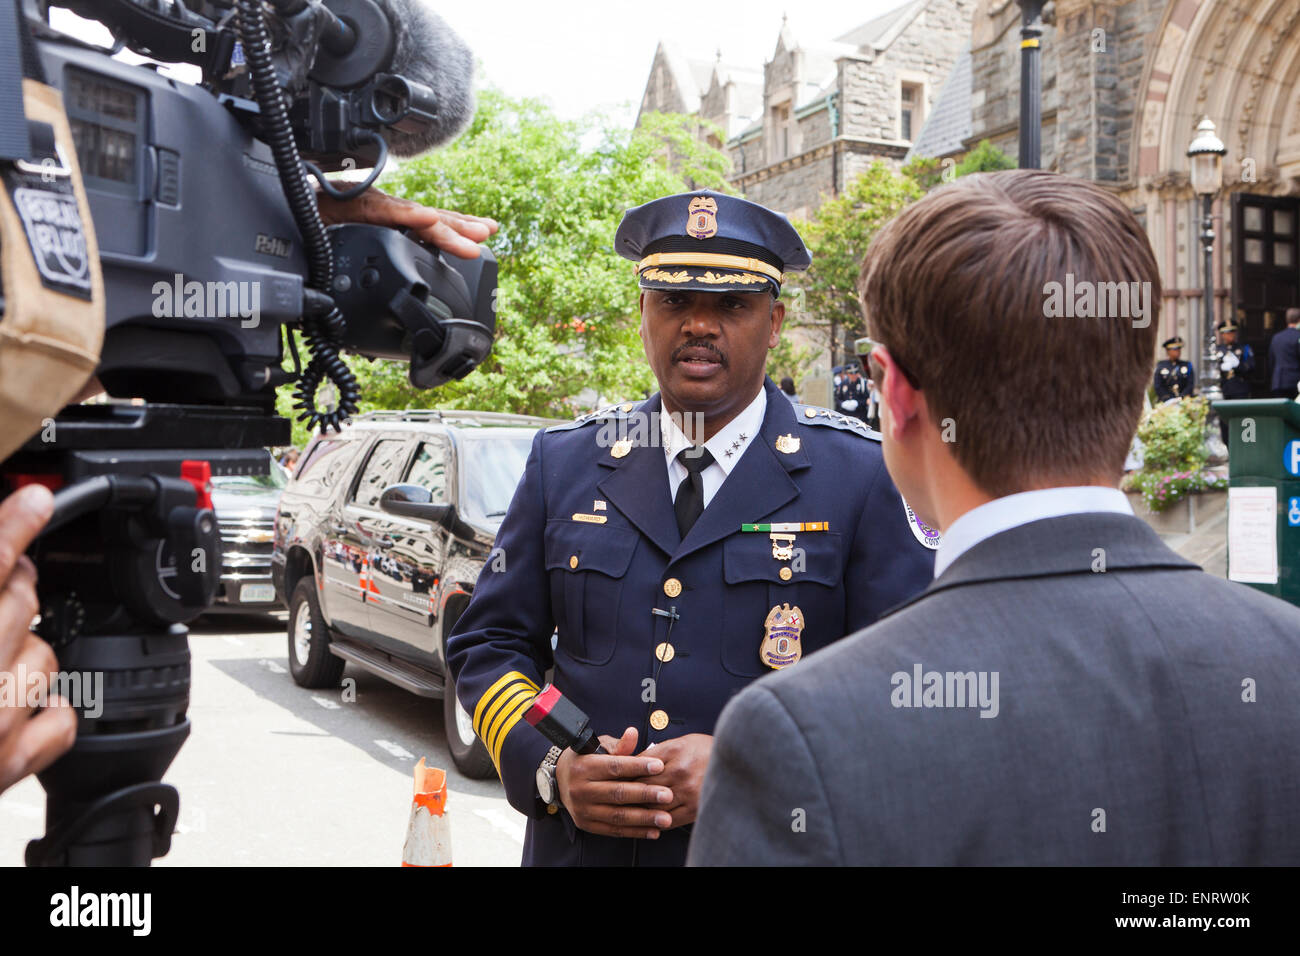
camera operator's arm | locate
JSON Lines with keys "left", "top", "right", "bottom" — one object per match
{"left": 0, "top": 485, "right": 76, "bottom": 795}
{"left": 316, "top": 187, "right": 498, "bottom": 259}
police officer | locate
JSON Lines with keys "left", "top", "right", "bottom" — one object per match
{"left": 855, "top": 336, "right": 881, "bottom": 430}
{"left": 1153, "top": 336, "right": 1195, "bottom": 402}
{"left": 446, "top": 190, "right": 936, "bottom": 866}
{"left": 1217, "top": 322, "right": 1254, "bottom": 399}
{"left": 834, "top": 360, "right": 869, "bottom": 421}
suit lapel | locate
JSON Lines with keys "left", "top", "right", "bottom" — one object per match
{"left": 596, "top": 394, "right": 680, "bottom": 557}
{"left": 673, "top": 378, "right": 810, "bottom": 562}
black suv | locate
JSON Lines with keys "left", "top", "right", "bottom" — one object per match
{"left": 270, "top": 409, "right": 555, "bottom": 777}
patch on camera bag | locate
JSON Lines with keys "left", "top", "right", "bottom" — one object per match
{"left": 1, "top": 121, "right": 92, "bottom": 301}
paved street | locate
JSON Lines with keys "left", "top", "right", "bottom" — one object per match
{"left": 0, "top": 612, "right": 525, "bottom": 867}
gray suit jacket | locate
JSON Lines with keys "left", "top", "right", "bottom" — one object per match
{"left": 687, "top": 512, "right": 1300, "bottom": 865}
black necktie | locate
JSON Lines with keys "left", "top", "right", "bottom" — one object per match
{"left": 674, "top": 447, "right": 715, "bottom": 538}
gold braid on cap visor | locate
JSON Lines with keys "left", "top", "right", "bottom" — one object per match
{"left": 637, "top": 251, "right": 784, "bottom": 284}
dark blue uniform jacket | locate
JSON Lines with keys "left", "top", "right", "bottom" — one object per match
{"left": 447, "top": 377, "right": 934, "bottom": 865}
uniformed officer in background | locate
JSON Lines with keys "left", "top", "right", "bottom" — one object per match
{"left": 834, "top": 360, "right": 869, "bottom": 421}
{"left": 447, "top": 190, "right": 936, "bottom": 866}
{"left": 1217, "top": 322, "right": 1254, "bottom": 399}
{"left": 1153, "top": 336, "right": 1195, "bottom": 402}
{"left": 855, "top": 336, "right": 882, "bottom": 430}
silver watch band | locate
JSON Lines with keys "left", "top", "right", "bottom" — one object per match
{"left": 539, "top": 745, "right": 563, "bottom": 808}
{"left": 541, "top": 745, "right": 562, "bottom": 771}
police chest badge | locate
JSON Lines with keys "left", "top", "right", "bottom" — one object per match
{"left": 902, "top": 498, "right": 941, "bottom": 550}
{"left": 760, "top": 603, "right": 804, "bottom": 669}
{"left": 686, "top": 196, "right": 718, "bottom": 239}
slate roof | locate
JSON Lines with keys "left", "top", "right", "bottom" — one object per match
{"left": 906, "top": 42, "right": 972, "bottom": 160}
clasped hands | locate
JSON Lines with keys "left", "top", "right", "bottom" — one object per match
{"left": 554, "top": 729, "right": 713, "bottom": 840}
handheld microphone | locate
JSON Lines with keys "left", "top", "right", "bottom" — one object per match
{"left": 525, "top": 684, "right": 607, "bottom": 755}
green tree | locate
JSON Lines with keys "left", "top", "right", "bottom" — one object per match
{"left": 900, "top": 154, "right": 947, "bottom": 191}
{"left": 902, "top": 139, "right": 1017, "bottom": 194}
{"left": 955, "top": 139, "right": 1016, "bottom": 176}
{"left": 788, "top": 162, "right": 922, "bottom": 373}
{"left": 278, "top": 92, "right": 735, "bottom": 439}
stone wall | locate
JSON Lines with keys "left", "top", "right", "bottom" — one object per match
{"left": 969, "top": 0, "right": 1167, "bottom": 176}
{"left": 840, "top": 0, "right": 977, "bottom": 142}
{"left": 739, "top": 150, "right": 837, "bottom": 218}
{"left": 969, "top": 0, "right": 1060, "bottom": 166}
{"left": 727, "top": 0, "right": 973, "bottom": 216}
{"left": 638, "top": 46, "right": 691, "bottom": 120}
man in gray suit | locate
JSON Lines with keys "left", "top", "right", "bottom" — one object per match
{"left": 687, "top": 170, "right": 1300, "bottom": 866}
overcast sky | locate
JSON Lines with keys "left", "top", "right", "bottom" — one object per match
{"left": 53, "top": 1, "right": 911, "bottom": 125}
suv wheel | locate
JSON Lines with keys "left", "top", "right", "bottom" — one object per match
{"left": 442, "top": 656, "right": 495, "bottom": 779}
{"left": 288, "top": 579, "right": 345, "bottom": 689}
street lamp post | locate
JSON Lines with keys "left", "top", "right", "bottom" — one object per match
{"left": 1187, "top": 117, "right": 1227, "bottom": 403}
{"left": 1017, "top": 0, "right": 1046, "bottom": 169}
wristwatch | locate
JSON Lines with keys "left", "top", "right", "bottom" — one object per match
{"left": 536, "top": 745, "right": 563, "bottom": 812}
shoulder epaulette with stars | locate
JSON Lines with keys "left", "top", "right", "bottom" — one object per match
{"left": 545, "top": 401, "right": 641, "bottom": 432}
{"left": 793, "top": 404, "right": 881, "bottom": 441}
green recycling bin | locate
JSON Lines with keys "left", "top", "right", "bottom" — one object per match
{"left": 1213, "top": 398, "right": 1300, "bottom": 606}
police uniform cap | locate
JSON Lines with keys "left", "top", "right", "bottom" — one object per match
{"left": 1162, "top": 336, "right": 1184, "bottom": 350}
{"left": 616, "top": 190, "right": 811, "bottom": 295}
{"left": 1219, "top": 322, "right": 1239, "bottom": 334}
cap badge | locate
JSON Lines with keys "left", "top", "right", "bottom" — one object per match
{"left": 686, "top": 196, "right": 718, "bottom": 239}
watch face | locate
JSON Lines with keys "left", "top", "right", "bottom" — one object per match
{"left": 536, "top": 766, "right": 555, "bottom": 804}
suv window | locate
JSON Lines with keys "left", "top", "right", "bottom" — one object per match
{"left": 405, "top": 440, "right": 449, "bottom": 503}
{"left": 350, "top": 438, "right": 410, "bottom": 509}
{"left": 293, "top": 438, "right": 356, "bottom": 493}
{"left": 458, "top": 434, "right": 534, "bottom": 520}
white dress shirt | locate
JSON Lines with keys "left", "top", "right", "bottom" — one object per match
{"left": 932, "top": 485, "right": 1134, "bottom": 578}
{"left": 660, "top": 387, "right": 767, "bottom": 508}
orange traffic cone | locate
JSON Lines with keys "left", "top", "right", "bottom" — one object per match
{"left": 401, "top": 758, "right": 452, "bottom": 866}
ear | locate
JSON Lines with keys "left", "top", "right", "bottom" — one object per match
{"left": 637, "top": 291, "right": 646, "bottom": 345}
{"left": 768, "top": 297, "right": 785, "bottom": 349}
{"left": 875, "top": 347, "right": 922, "bottom": 441}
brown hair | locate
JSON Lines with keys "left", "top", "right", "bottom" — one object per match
{"left": 859, "top": 170, "right": 1161, "bottom": 497}
{"left": 1287, "top": 307, "right": 1300, "bottom": 325}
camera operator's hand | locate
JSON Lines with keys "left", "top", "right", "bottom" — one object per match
{"left": 0, "top": 484, "right": 76, "bottom": 796}
{"left": 316, "top": 187, "right": 498, "bottom": 259}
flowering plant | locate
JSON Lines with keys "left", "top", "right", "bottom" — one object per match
{"left": 1129, "top": 397, "right": 1224, "bottom": 512}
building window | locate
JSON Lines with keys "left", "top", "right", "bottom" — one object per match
{"left": 771, "top": 102, "right": 791, "bottom": 161}
{"left": 900, "top": 83, "right": 922, "bottom": 142}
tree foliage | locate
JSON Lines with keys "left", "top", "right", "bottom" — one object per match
{"left": 277, "top": 93, "right": 733, "bottom": 444}
{"left": 787, "top": 162, "right": 922, "bottom": 371}
{"left": 955, "top": 138, "right": 1017, "bottom": 177}
{"left": 901, "top": 139, "right": 1018, "bottom": 193}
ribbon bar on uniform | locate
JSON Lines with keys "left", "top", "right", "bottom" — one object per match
{"left": 740, "top": 522, "right": 829, "bottom": 532}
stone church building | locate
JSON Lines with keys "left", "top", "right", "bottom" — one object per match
{"left": 936, "top": 0, "right": 1300, "bottom": 394}
{"left": 637, "top": 0, "right": 977, "bottom": 220}
{"left": 639, "top": 0, "right": 1300, "bottom": 396}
